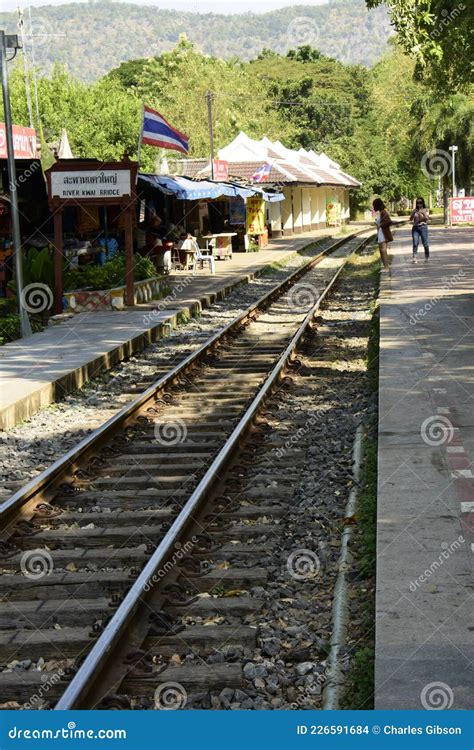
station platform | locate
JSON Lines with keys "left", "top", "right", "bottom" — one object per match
{"left": 375, "top": 225, "right": 474, "bottom": 710}
{"left": 0, "top": 227, "right": 360, "bottom": 431}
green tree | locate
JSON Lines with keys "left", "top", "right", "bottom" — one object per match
{"left": 134, "top": 37, "right": 292, "bottom": 162}
{"left": 366, "top": 0, "right": 474, "bottom": 90}
{"left": 4, "top": 63, "right": 141, "bottom": 161}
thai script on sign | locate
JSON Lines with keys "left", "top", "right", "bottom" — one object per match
{"left": 63, "top": 172, "right": 119, "bottom": 186}
{"left": 0, "top": 123, "right": 38, "bottom": 160}
{"left": 50, "top": 169, "right": 132, "bottom": 200}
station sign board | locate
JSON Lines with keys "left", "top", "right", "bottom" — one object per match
{"left": 450, "top": 197, "right": 474, "bottom": 224}
{"left": 0, "top": 123, "right": 38, "bottom": 160}
{"left": 50, "top": 169, "right": 133, "bottom": 200}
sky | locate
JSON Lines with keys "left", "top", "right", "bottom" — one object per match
{"left": 2, "top": 0, "right": 328, "bottom": 14}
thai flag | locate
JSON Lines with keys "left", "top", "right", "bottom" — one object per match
{"left": 141, "top": 106, "right": 189, "bottom": 154}
{"left": 250, "top": 163, "right": 272, "bottom": 183}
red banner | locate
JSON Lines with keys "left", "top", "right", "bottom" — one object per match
{"left": 450, "top": 197, "right": 474, "bottom": 224}
{"left": 213, "top": 159, "right": 229, "bottom": 181}
{"left": 0, "top": 123, "right": 38, "bottom": 160}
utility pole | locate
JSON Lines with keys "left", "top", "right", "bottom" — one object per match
{"left": 0, "top": 30, "right": 32, "bottom": 338}
{"left": 206, "top": 90, "right": 215, "bottom": 180}
{"left": 16, "top": 2, "right": 34, "bottom": 128}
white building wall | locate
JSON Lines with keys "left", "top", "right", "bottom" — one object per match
{"left": 310, "top": 188, "right": 320, "bottom": 228}
{"left": 268, "top": 201, "right": 282, "bottom": 237}
{"left": 292, "top": 188, "right": 303, "bottom": 232}
{"left": 343, "top": 189, "right": 350, "bottom": 221}
{"left": 282, "top": 188, "right": 293, "bottom": 235}
{"left": 319, "top": 190, "right": 328, "bottom": 226}
{"left": 302, "top": 188, "right": 312, "bottom": 231}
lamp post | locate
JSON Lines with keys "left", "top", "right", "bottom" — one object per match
{"left": 449, "top": 145, "right": 458, "bottom": 198}
{"left": 206, "top": 90, "right": 215, "bottom": 180}
{"left": 448, "top": 145, "right": 458, "bottom": 226}
{"left": 0, "top": 30, "right": 32, "bottom": 338}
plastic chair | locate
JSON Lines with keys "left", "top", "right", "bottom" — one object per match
{"left": 192, "top": 247, "right": 215, "bottom": 275}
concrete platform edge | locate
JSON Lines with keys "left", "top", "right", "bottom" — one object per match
{"left": 0, "top": 248, "right": 304, "bottom": 429}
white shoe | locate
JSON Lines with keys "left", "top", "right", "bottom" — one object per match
{"left": 412, "top": 256, "right": 417, "bottom": 264}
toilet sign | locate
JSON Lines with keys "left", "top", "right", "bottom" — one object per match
{"left": 450, "top": 197, "right": 474, "bottom": 224}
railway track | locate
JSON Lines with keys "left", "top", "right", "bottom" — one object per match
{"left": 0, "top": 230, "right": 374, "bottom": 710}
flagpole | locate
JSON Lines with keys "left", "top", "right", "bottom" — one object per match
{"left": 136, "top": 99, "right": 144, "bottom": 175}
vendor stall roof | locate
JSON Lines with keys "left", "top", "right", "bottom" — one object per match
{"left": 177, "top": 132, "right": 360, "bottom": 189}
{"left": 138, "top": 173, "right": 283, "bottom": 202}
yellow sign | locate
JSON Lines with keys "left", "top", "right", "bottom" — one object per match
{"left": 326, "top": 200, "right": 342, "bottom": 227}
{"left": 246, "top": 197, "right": 265, "bottom": 234}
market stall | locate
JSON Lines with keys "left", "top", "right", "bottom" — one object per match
{"left": 138, "top": 174, "right": 282, "bottom": 256}
{"left": 46, "top": 157, "right": 137, "bottom": 313}
{"left": 202, "top": 232, "right": 236, "bottom": 260}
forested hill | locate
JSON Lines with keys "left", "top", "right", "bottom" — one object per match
{"left": 0, "top": 0, "right": 393, "bottom": 80}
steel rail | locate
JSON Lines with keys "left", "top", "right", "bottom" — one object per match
{"left": 55, "top": 232, "right": 372, "bottom": 710}
{"left": 0, "top": 228, "right": 374, "bottom": 526}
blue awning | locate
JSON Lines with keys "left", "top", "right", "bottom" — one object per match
{"left": 139, "top": 174, "right": 283, "bottom": 202}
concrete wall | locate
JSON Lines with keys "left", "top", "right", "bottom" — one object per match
{"left": 282, "top": 188, "right": 293, "bottom": 236}
{"left": 292, "top": 188, "right": 303, "bottom": 233}
{"left": 310, "top": 188, "right": 319, "bottom": 229}
{"left": 268, "top": 201, "right": 283, "bottom": 238}
{"left": 343, "top": 189, "right": 350, "bottom": 221}
{"left": 302, "top": 188, "right": 312, "bottom": 232}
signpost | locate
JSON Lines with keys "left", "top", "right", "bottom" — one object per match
{"left": 246, "top": 196, "right": 265, "bottom": 235}
{"left": 50, "top": 169, "right": 133, "bottom": 200}
{"left": 46, "top": 158, "right": 137, "bottom": 314}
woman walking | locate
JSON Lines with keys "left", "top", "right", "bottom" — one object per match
{"left": 410, "top": 197, "right": 430, "bottom": 263}
{"left": 373, "top": 198, "right": 393, "bottom": 273}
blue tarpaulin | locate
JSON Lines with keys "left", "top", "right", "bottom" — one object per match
{"left": 139, "top": 174, "right": 283, "bottom": 202}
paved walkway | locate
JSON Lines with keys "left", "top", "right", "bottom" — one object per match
{"left": 0, "top": 227, "right": 362, "bottom": 430}
{"left": 375, "top": 225, "right": 474, "bottom": 710}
